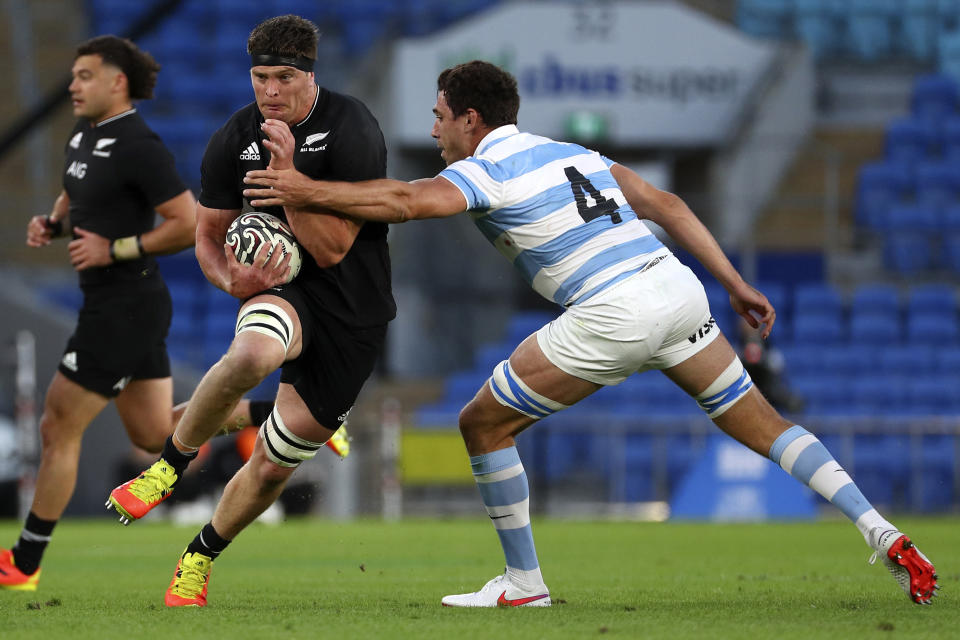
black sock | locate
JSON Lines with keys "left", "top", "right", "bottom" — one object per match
{"left": 12, "top": 512, "right": 57, "bottom": 575}
{"left": 161, "top": 435, "right": 198, "bottom": 477}
{"left": 185, "top": 522, "right": 231, "bottom": 560}
{"left": 248, "top": 400, "right": 273, "bottom": 427}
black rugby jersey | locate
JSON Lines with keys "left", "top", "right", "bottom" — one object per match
{"left": 200, "top": 86, "right": 396, "bottom": 327}
{"left": 63, "top": 109, "right": 187, "bottom": 287}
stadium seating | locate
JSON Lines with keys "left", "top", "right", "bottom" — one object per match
{"left": 845, "top": 0, "right": 899, "bottom": 61}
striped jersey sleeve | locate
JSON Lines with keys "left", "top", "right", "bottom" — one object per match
{"left": 439, "top": 126, "right": 667, "bottom": 306}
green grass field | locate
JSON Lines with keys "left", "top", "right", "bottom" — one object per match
{"left": 0, "top": 516, "right": 954, "bottom": 639}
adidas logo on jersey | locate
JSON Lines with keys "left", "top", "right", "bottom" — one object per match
{"left": 69, "top": 132, "right": 82, "bottom": 149}
{"left": 113, "top": 376, "right": 132, "bottom": 392}
{"left": 240, "top": 141, "right": 261, "bottom": 160}
{"left": 62, "top": 351, "right": 78, "bottom": 372}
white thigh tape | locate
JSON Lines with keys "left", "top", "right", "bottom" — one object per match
{"left": 236, "top": 303, "right": 293, "bottom": 351}
{"left": 260, "top": 408, "right": 324, "bottom": 467}
{"left": 489, "top": 360, "right": 569, "bottom": 419}
{"left": 695, "top": 358, "right": 754, "bottom": 418}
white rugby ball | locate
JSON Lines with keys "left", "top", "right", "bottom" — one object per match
{"left": 226, "top": 211, "right": 302, "bottom": 283}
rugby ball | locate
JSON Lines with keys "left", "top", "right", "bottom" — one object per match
{"left": 226, "top": 211, "right": 302, "bottom": 283}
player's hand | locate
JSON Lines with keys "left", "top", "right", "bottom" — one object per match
{"left": 729, "top": 282, "right": 776, "bottom": 340}
{"left": 26, "top": 215, "right": 57, "bottom": 247}
{"left": 68, "top": 227, "right": 111, "bottom": 271}
{"left": 261, "top": 118, "right": 295, "bottom": 170}
{"left": 222, "top": 240, "right": 292, "bottom": 299}
{"left": 243, "top": 167, "right": 318, "bottom": 209}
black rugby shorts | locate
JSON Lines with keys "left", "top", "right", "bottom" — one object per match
{"left": 266, "top": 284, "right": 386, "bottom": 429}
{"left": 58, "top": 280, "right": 172, "bottom": 398}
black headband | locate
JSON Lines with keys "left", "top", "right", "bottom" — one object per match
{"left": 250, "top": 53, "right": 314, "bottom": 72}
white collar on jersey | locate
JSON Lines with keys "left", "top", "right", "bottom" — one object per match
{"left": 474, "top": 124, "right": 519, "bottom": 156}
{"left": 293, "top": 85, "right": 320, "bottom": 128}
{"left": 95, "top": 108, "right": 137, "bottom": 127}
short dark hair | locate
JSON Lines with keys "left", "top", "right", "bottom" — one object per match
{"left": 247, "top": 14, "right": 318, "bottom": 59}
{"left": 76, "top": 35, "right": 160, "bottom": 100}
{"left": 437, "top": 60, "right": 519, "bottom": 128}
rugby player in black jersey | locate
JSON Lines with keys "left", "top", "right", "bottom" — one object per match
{"left": 0, "top": 36, "right": 196, "bottom": 591}
{"left": 107, "top": 15, "right": 396, "bottom": 607}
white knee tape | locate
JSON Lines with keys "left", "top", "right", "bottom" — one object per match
{"left": 488, "top": 360, "right": 569, "bottom": 420}
{"left": 260, "top": 407, "right": 324, "bottom": 468}
{"left": 695, "top": 358, "right": 754, "bottom": 418}
{"left": 236, "top": 302, "right": 293, "bottom": 352}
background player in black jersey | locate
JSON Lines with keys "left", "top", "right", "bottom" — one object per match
{"left": 0, "top": 36, "right": 196, "bottom": 591}
{"left": 107, "top": 15, "right": 396, "bottom": 607}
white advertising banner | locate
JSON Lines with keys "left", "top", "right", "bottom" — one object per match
{"left": 390, "top": 1, "right": 775, "bottom": 147}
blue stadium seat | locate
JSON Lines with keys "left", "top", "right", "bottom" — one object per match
{"left": 942, "top": 232, "right": 960, "bottom": 273}
{"left": 883, "top": 233, "right": 935, "bottom": 274}
{"left": 848, "top": 311, "right": 901, "bottom": 345}
{"left": 845, "top": 0, "right": 898, "bottom": 61}
{"left": 791, "top": 312, "right": 845, "bottom": 345}
{"left": 820, "top": 344, "right": 877, "bottom": 374}
{"left": 780, "top": 344, "right": 827, "bottom": 375}
{"left": 793, "top": 282, "right": 843, "bottom": 316}
{"left": 907, "top": 283, "right": 958, "bottom": 314}
{"left": 906, "top": 311, "right": 960, "bottom": 344}
{"left": 791, "top": 373, "right": 850, "bottom": 415}
{"left": 912, "top": 434, "right": 957, "bottom": 512}
{"left": 886, "top": 118, "right": 939, "bottom": 164}
{"left": 855, "top": 161, "right": 914, "bottom": 228}
{"left": 737, "top": 0, "right": 793, "bottom": 38}
{"left": 941, "top": 203, "right": 960, "bottom": 231}
{"left": 848, "top": 374, "right": 907, "bottom": 415}
{"left": 915, "top": 161, "right": 960, "bottom": 209}
{"left": 941, "top": 117, "right": 960, "bottom": 162}
{"left": 504, "top": 310, "right": 558, "bottom": 346}
{"left": 902, "top": 0, "right": 939, "bottom": 62}
{"left": 908, "top": 375, "right": 960, "bottom": 414}
{"left": 877, "top": 204, "right": 940, "bottom": 234}
{"left": 911, "top": 72, "right": 959, "bottom": 120}
{"left": 473, "top": 343, "right": 507, "bottom": 374}
{"left": 850, "top": 283, "right": 901, "bottom": 314}
{"left": 443, "top": 370, "right": 488, "bottom": 403}
{"left": 877, "top": 344, "right": 935, "bottom": 375}
{"left": 794, "top": 0, "right": 843, "bottom": 59}
{"left": 936, "top": 344, "right": 960, "bottom": 372}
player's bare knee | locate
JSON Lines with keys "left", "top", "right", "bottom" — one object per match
{"left": 253, "top": 455, "right": 294, "bottom": 490}
{"left": 37, "top": 413, "right": 80, "bottom": 454}
{"left": 221, "top": 341, "right": 282, "bottom": 388}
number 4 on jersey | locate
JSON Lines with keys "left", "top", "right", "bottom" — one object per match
{"left": 564, "top": 166, "right": 622, "bottom": 224}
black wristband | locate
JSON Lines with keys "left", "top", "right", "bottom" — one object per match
{"left": 136, "top": 234, "right": 145, "bottom": 256}
{"left": 109, "top": 241, "right": 116, "bottom": 262}
{"left": 45, "top": 215, "right": 64, "bottom": 238}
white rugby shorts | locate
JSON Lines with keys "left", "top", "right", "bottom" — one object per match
{"left": 537, "top": 254, "right": 720, "bottom": 385}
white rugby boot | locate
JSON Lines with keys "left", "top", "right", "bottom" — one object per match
{"left": 441, "top": 572, "right": 551, "bottom": 608}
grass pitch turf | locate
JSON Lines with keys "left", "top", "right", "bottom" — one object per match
{"left": 0, "top": 516, "right": 954, "bottom": 639}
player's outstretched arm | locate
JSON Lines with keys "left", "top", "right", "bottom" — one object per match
{"left": 243, "top": 172, "right": 468, "bottom": 223}
{"left": 610, "top": 163, "right": 775, "bottom": 337}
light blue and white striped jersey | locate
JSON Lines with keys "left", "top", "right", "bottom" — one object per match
{"left": 440, "top": 125, "right": 668, "bottom": 307}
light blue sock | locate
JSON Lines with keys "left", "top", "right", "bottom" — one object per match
{"left": 769, "top": 425, "right": 893, "bottom": 543}
{"left": 470, "top": 447, "right": 545, "bottom": 588}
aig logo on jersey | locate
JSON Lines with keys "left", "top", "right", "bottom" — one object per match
{"left": 66, "top": 161, "right": 87, "bottom": 179}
